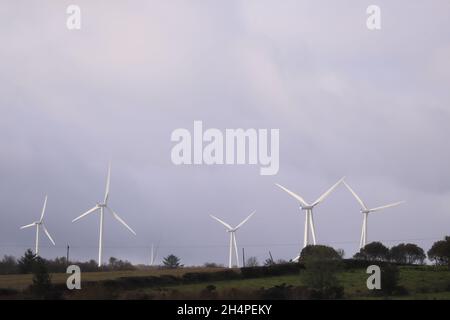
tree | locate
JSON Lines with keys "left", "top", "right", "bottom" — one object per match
{"left": 107, "top": 257, "right": 134, "bottom": 271}
{"left": 0, "top": 255, "right": 18, "bottom": 274}
{"left": 246, "top": 257, "right": 259, "bottom": 267}
{"left": 300, "top": 244, "right": 342, "bottom": 261}
{"left": 428, "top": 236, "right": 450, "bottom": 266}
{"left": 390, "top": 243, "right": 426, "bottom": 265}
{"left": 162, "top": 254, "right": 182, "bottom": 268}
{"left": 29, "top": 257, "right": 53, "bottom": 299}
{"left": 353, "top": 242, "right": 389, "bottom": 261}
{"left": 300, "top": 245, "right": 344, "bottom": 299}
{"left": 18, "top": 249, "right": 36, "bottom": 274}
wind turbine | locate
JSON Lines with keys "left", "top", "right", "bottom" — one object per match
{"left": 150, "top": 243, "right": 158, "bottom": 266}
{"left": 72, "top": 164, "right": 136, "bottom": 267}
{"left": 20, "top": 195, "right": 56, "bottom": 256}
{"left": 343, "top": 181, "right": 404, "bottom": 249}
{"left": 276, "top": 177, "right": 344, "bottom": 261}
{"left": 210, "top": 211, "right": 255, "bottom": 268}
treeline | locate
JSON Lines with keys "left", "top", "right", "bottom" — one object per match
{"left": 0, "top": 249, "right": 135, "bottom": 275}
{"left": 353, "top": 237, "right": 450, "bottom": 266}
{"left": 0, "top": 236, "right": 448, "bottom": 275}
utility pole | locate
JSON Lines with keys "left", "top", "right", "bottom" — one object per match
{"left": 242, "top": 248, "right": 245, "bottom": 268}
{"left": 66, "top": 245, "right": 70, "bottom": 266}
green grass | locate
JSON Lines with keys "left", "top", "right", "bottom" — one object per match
{"left": 1, "top": 266, "right": 449, "bottom": 299}
{"left": 142, "top": 266, "right": 450, "bottom": 299}
{"left": 0, "top": 267, "right": 229, "bottom": 290}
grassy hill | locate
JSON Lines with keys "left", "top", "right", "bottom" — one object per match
{"left": 0, "top": 264, "right": 449, "bottom": 299}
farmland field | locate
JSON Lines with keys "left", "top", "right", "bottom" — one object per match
{"left": 1, "top": 265, "right": 449, "bottom": 299}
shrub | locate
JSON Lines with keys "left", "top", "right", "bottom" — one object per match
{"left": 378, "top": 263, "right": 400, "bottom": 296}
{"left": 300, "top": 245, "right": 344, "bottom": 298}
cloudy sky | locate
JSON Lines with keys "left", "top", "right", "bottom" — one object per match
{"left": 0, "top": 1, "right": 449, "bottom": 266}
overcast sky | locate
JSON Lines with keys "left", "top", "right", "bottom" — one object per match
{"left": 0, "top": 1, "right": 449, "bottom": 266}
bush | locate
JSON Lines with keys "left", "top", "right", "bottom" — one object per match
{"left": 183, "top": 269, "right": 240, "bottom": 283}
{"left": 343, "top": 259, "right": 388, "bottom": 270}
{"left": 200, "top": 285, "right": 218, "bottom": 299}
{"left": 241, "top": 263, "right": 302, "bottom": 279}
{"left": 300, "top": 245, "right": 344, "bottom": 297}
{"left": 378, "top": 263, "right": 400, "bottom": 296}
{"left": 309, "top": 286, "right": 344, "bottom": 299}
{"left": 259, "top": 283, "right": 293, "bottom": 300}
{"left": 29, "top": 257, "right": 61, "bottom": 299}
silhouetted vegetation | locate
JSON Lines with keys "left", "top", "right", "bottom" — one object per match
{"left": 29, "top": 257, "right": 55, "bottom": 299}
{"left": 299, "top": 245, "right": 344, "bottom": 299}
{"left": 353, "top": 242, "right": 390, "bottom": 261}
{"left": 18, "top": 249, "right": 36, "bottom": 274}
{"left": 162, "top": 254, "right": 182, "bottom": 269}
{"left": 390, "top": 243, "right": 426, "bottom": 264}
{"left": 0, "top": 250, "right": 135, "bottom": 275}
{"left": 428, "top": 236, "right": 450, "bottom": 266}
{"left": 245, "top": 256, "right": 259, "bottom": 267}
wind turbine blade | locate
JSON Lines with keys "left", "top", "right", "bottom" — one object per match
{"left": 42, "top": 224, "right": 56, "bottom": 246}
{"left": 20, "top": 223, "right": 36, "bottom": 229}
{"left": 275, "top": 184, "right": 309, "bottom": 207}
{"left": 312, "top": 177, "right": 345, "bottom": 207}
{"left": 209, "top": 215, "right": 233, "bottom": 230}
{"left": 369, "top": 201, "right": 405, "bottom": 213}
{"left": 106, "top": 207, "right": 137, "bottom": 235}
{"left": 72, "top": 205, "right": 99, "bottom": 222}
{"left": 343, "top": 181, "right": 368, "bottom": 210}
{"left": 235, "top": 211, "right": 256, "bottom": 230}
{"left": 39, "top": 195, "right": 48, "bottom": 222}
{"left": 104, "top": 163, "right": 111, "bottom": 204}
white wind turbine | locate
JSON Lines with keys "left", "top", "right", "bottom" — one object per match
{"left": 343, "top": 181, "right": 404, "bottom": 249}
{"left": 20, "top": 195, "right": 56, "bottom": 256}
{"left": 150, "top": 243, "right": 158, "bottom": 266}
{"left": 210, "top": 211, "right": 255, "bottom": 268}
{"left": 276, "top": 177, "right": 345, "bottom": 261}
{"left": 72, "top": 164, "right": 136, "bottom": 267}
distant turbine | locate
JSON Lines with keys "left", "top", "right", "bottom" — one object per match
{"left": 72, "top": 163, "right": 136, "bottom": 267}
{"left": 150, "top": 243, "right": 158, "bottom": 266}
{"left": 344, "top": 181, "right": 404, "bottom": 249}
{"left": 20, "top": 195, "right": 56, "bottom": 256}
{"left": 210, "top": 211, "right": 255, "bottom": 268}
{"left": 276, "top": 177, "right": 345, "bottom": 261}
